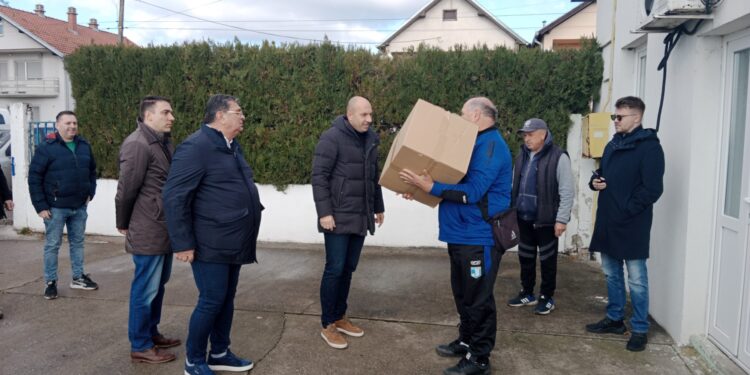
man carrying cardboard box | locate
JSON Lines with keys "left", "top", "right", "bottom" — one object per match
{"left": 400, "top": 97, "right": 512, "bottom": 375}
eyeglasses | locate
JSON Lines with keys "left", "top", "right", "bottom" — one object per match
{"left": 610, "top": 114, "right": 637, "bottom": 121}
{"left": 225, "top": 110, "right": 244, "bottom": 116}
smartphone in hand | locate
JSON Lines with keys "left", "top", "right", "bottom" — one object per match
{"left": 592, "top": 170, "right": 605, "bottom": 182}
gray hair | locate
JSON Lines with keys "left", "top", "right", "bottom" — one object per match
{"left": 203, "top": 94, "right": 239, "bottom": 124}
{"left": 464, "top": 97, "right": 497, "bottom": 122}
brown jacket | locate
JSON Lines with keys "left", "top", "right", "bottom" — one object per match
{"left": 115, "top": 120, "right": 173, "bottom": 255}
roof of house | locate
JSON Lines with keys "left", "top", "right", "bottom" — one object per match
{"left": 533, "top": 0, "right": 595, "bottom": 44}
{"left": 378, "top": 0, "right": 527, "bottom": 51}
{"left": 0, "top": 5, "right": 135, "bottom": 57}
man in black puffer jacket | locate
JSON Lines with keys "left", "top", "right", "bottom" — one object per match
{"left": 28, "top": 110, "right": 98, "bottom": 300}
{"left": 312, "top": 96, "right": 385, "bottom": 349}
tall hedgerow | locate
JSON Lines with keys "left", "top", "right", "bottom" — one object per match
{"left": 65, "top": 40, "right": 602, "bottom": 185}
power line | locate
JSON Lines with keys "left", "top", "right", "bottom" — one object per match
{"left": 134, "top": 0, "right": 339, "bottom": 43}
{"left": 98, "top": 12, "right": 567, "bottom": 24}
{"left": 113, "top": 25, "right": 594, "bottom": 32}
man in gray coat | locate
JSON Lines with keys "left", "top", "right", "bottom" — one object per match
{"left": 507, "top": 118, "right": 574, "bottom": 315}
{"left": 116, "top": 96, "right": 180, "bottom": 364}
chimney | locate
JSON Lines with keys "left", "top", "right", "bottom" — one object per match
{"left": 67, "top": 7, "right": 77, "bottom": 31}
{"left": 89, "top": 18, "right": 98, "bottom": 30}
{"left": 34, "top": 4, "right": 45, "bottom": 17}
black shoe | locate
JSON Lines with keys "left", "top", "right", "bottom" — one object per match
{"left": 626, "top": 332, "right": 648, "bottom": 352}
{"left": 507, "top": 291, "right": 537, "bottom": 307}
{"left": 70, "top": 274, "right": 98, "bottom": 290}
{"left": 44, "top": 280, "right": 58, "bottom": 300}
{"left": 436, "top": 339, "right": 469, "bottom": 357}
{"left": 443, "top": 356, "right": 491, "bottom": 375}
{"left": 585, "top": 317, "right": 626, "bottom": 334}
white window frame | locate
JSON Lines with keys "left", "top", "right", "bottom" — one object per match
{"left": 634, "top": 45, "right": 647, "bottom": 100}
{"left": 15, "top": 60, "right": 42, "bottom": 80}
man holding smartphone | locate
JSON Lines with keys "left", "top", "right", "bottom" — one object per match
{"left": 585, "top": 96, "right": 665, "bottom": 352}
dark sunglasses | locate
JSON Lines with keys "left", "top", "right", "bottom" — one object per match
{"left": 610, "top": 114, "right": 637, "bottom": 121}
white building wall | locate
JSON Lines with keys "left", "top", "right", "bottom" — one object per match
{"left": 596, "top": 0, "right": 750, "bottom": 345}
{"left": 386, "top": 0, "right": 519, "bottom": 53}
{"left": 0, "top": 18, "right": 71, "bottom": 121}
{"left": 0, "top": 19, "right": 44, "bottom": 49}
{"left": 541, "top": 3, "right": 598, "bottom": 51}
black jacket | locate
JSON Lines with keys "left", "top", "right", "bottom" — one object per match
{"left": 28, "top": 133, "right": 97, "bottom": 212}
{"left": 0, "top": 171, "right": 11, "bottom": 219}
{"left": 163, "top": 125, "right": 263, "bottom": 264}
{"left": 589, "top": 126, "right": 664, "bottom": 260}
{"left": 512, "top": 133, "right": 565, "bottom": 226}
{"left": 312, "top": 115, "right": 384, "bottom": 236}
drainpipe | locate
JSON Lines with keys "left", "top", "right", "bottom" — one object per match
{"left": 602, "top": 0, "right": 618, "bottom": 110}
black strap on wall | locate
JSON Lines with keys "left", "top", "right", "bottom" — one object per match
{"left": 655, "top": 20, "right": 704, "bottom": 132}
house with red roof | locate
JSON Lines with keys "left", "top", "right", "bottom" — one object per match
{"left": 0, "top": 4, "right": 135, "bottom": 120}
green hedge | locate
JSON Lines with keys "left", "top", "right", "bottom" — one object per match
{"left": 65, "top": 41, "right": 602, "bottom": 185}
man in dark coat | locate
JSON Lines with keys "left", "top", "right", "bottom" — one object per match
{"left": 28, "top": 110, "right": 98, "bottom": 300}
{"left": 312, "top": 96, "right": 385, "bottom": 349}
{"left": 116, "top": 96, "right": 180, "bottom": 364}
{"left": 163, "top": 94, "right": 263, "bottom": 375}
{"left": 0, "top": 171, "right": 11, "bottom": 320}
{"left": 585, "top": 96, "right": 665, "bottom": 352}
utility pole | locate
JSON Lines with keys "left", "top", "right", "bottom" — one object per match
{"left": 118, "top": 0, "right": 125, "bottom": 45}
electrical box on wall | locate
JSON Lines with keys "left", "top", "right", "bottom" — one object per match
{"left": 582, "top": 113, "right": 610, "bottom": 158}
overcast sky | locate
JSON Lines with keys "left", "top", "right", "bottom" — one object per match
{"left": 5, "top": 0, "right": 580, "bottom": 48}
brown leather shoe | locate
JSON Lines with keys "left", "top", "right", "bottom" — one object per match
{"left": 130, "top": 347, "right": 176, "bottom": 364}
{"left": 152, "top": 334, "right": 181, "bottom": 348}
{"left": 335, "top": 316, "right": 364, "bottom": 337}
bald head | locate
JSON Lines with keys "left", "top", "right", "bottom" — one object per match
{"left": 346, "top": 96, "right": 373, "bottom": 133}
{"left": 461, "top": 97, "right": 497, "bottom": 130}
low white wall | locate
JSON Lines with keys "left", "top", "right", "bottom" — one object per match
{"left": 9, "top": 104, "right": 590, "bottom": 250}
{"left": 13, "top": 180, "right": 443, "bottom": 247}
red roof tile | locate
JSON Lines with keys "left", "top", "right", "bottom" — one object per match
{"left": 0, "top": 5, "right": 136, "bottom": 55}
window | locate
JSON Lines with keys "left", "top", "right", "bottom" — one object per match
{"left": 443, "top": 9, "right": 457, "bottom": 21}
{"left": 723, "top": 48, "right": 749, "bottom": 218}
{"left": 634, "top": 46, "right": 647, "bottom": 100}
{"left": 14, "top": 61, "right": 42, "bottom": 80}
{"left": 0, "top": 19, "right": 4, "bottom": 36}
{"left": 0, "top": 61, "right": 7, "bottom": 81}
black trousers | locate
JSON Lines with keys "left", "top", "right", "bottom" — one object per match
{"left": 448, "top": 244, "right": 502, "bottom": 360}
{"left": 517, "top": 219, "right": 558, "bottom": 297}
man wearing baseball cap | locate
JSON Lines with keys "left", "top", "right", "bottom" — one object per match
{"left": 507, "top": 118, "right": 574, "bottom": 315}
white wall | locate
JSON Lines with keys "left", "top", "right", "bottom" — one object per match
{"left": 9, "top": 106, "right": 594, "bottom": 250}
{"left": 596, "top": 0, "right": 750, "bottom": 345}
{"left": 562, "top": 114, "right": 596, "bottom": 253}
{"left": 385, "top": 0, "right": 519, "bottom": 54}
{"left": 0, "top": 18, "right": 44, "bottom": 50}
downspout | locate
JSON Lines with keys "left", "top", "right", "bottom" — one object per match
{"left": 602, "top": 0, "right": 618, "bottom": 110}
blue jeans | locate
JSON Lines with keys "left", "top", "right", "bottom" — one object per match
{"left": 43, "top": 206, "right": 87, "bottom": 281}
{"left": 601, "top": 253, "right": 650, "bottom": 333}
{"left": 186, "top": 260, "right": 241, "bottom": 364}
{"left": 128, "top": 254, "right": 173, "bottom": 352}
{"left": 320, "top": 233, "right": 365, "bottom": 327}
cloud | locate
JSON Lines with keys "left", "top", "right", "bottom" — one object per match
{"left": 8, "top": 0, "right": 577, "bottom": 47}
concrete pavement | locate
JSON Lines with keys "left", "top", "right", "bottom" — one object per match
{"left": 0, "top": 226, "right": 714, "bottom": 374}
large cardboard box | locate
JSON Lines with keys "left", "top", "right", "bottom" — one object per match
{"left": 379, "top": 99, "right": 478, "bottom": 207}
